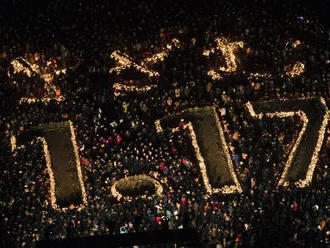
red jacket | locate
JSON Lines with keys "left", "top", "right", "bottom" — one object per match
{"left": 116, "top": 135, "right": 122, "bottom": 144}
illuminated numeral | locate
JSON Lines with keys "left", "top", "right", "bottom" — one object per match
{"left": 155, "top": 106, "right": 242, "bottom": 194}
{"left": 246, "top": 97, "right": 328, "bottom": 187}
{"left": 11, "top": 121, "right": 86, "bottom": 210}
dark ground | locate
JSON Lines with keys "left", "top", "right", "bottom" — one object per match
{"left": 1, "top": 0, "right": 329, "bottom": 27}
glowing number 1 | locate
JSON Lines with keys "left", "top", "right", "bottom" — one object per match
{"left": 155, "top": 106, "right": 242, "bottom": 194}
{"left": 10, "top": 121, "right": 87, "bottom": 210}
{"left": 246, "top": 97, "right": 328, "bottom": 187}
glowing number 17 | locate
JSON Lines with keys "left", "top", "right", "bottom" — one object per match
{"left": 155, "top": 98, "right": 328, "bottom": 194}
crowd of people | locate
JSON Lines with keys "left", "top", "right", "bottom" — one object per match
{"left": 0, "top": 0, "right": 329, "bottom": 247}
